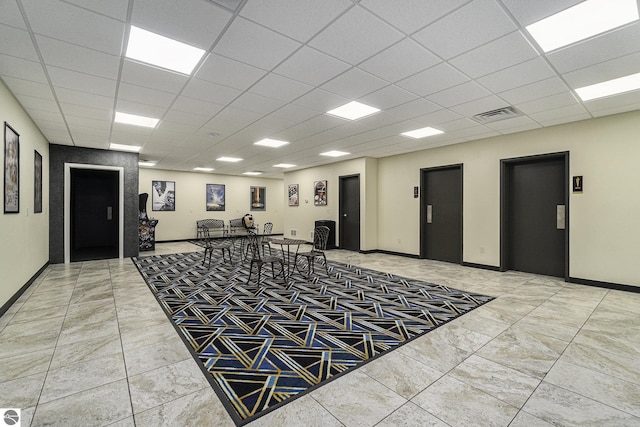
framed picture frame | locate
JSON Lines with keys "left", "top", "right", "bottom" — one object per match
{"left": 4, "top": 122, "right": 20, "bottom": 213}
{"left": 314, "top": 180, "right": 327, "bottom": 206}
{"left": 288, "top": 184, "right": 299, "bottom": 206}
{"left": 34, "top": 150, "right": 42, "bottom": 213}
{"left": 206, "top": 183, "right": 225, "bottom": 211}
{"left": 250, "top": 186, "right": 266, "bottom": 211}
{"left": 152, "top": 180, "right": 175, "bottom": 211}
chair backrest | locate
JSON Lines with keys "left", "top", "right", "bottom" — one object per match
{"left": 229, "top": 218, "right": 244, "bottom": 233}
{"left": 263, "top": 222, "right": 273, "bottom": 235}
{"left": 246, "top": 230, "right": 262, "bottom": 260}
{"left": 313, "top": 226, "right": 330, "bottom": 251}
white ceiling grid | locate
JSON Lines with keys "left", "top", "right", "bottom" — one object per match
{"left": 0, "top": 0, "right": 638, "bottom": 177}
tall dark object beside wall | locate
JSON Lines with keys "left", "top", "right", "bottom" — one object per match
{"left": 48, "top": 144, "right": 139, "bottom": 263}
{"left": 315, "top": 220, "right": 336, "bottom": 249}
{"left": 138, "top": 193, "right": 158, "bottom": 251}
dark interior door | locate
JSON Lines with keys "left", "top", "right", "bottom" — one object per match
{"left": 339, "top": 175, "right": 360, "bottom": 251}
{"left": 504, "top": 156, "right": 566, "bottom": 277}
{"left": 71, "top": 169, "right": 119, "bottom": 262}
{"left": 421, "top": 166, "right": 462, "bottom": 263}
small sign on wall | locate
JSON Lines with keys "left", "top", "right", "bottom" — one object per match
{"left": 573, "top": 176, "right": 583, "bottom": 193}
{"left": 414, "top": 186, "right": 419, "bottom": 198}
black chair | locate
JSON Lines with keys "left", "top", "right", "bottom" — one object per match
{"left": 202, "top": 226, "right": 233, "bottom": 267}
{"left": 260, "top": 221, "right": 274, "bottom": 256}
{"left": 294, "top": 226, "right": 330, "bottom": 277}
{"left": 246, "top": 230, "right": 286, "bottom": 284}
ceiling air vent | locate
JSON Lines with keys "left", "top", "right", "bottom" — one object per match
{"left": 472, "top": 106, "right": 522, "bottom": 124}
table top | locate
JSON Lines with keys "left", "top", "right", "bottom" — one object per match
{"left": 270, "top": 238, "right": 308, "bottom": 245}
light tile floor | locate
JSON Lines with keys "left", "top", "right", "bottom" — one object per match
{"left": 2, "top": 241, "right": 640, "bottom": 426}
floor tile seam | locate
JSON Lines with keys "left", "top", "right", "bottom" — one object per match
{"left": 306, "top": 392, "right": 369, "bottom": 427}
{"left": 129, "top": 385, "right": 213, "bottom": 419}
{"left": 371, "top": 401, "right": 453, "bottom": 427}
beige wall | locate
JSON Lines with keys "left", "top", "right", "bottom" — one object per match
{"left": 0, "top": 80, "right": 50, "bottom": 308}
{"left": 138, "top": 168, "right": 284, "bottom": 241}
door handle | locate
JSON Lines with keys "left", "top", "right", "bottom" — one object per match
{"left": 107, "top": 206, "right": 113, "bottom": 220}
{"left": 343, "top": 214, "right": 347, "bottom": 217}
{"left": 556, "top": 205, "right": 565, "bottom": 229}
{"left": 427, "top": 205, "right": 433, "bottom": 224}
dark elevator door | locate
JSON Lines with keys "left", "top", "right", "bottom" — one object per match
{"left": 421, "top": 166, "right": 462, "bottom": 263}
{"left": 339, "top": 175, "right": 360, "bottom": 251}
{"left": 505, "top": 156, "right": 566, "bottom": 277}
{"left": 70, "top": 169, "right": 119, "bottom": 262}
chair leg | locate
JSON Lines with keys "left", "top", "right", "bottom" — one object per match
{"left": 322, "top": 253, "right": 328, "bottom": 275}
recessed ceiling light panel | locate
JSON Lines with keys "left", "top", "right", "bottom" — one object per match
{"left": 126, "top": 26, "right": 206, "bottom": 75}
{"left": 110, "top": 143, "right": 141, "bottom": 152}
{"left": 401, "top": 126, "right": 444, "bottom": 139}
{"left": 575, "top": 72, "right": 640, "bottom": 101}
{"left": 193, "top": 167, "right": 214, "bottom": 172}
{"left": 526, "top": 0, "right": 639, "bottom": 52}
{"left": 254, "top": 138, "right": 290, "bottom": 148}
{"left": 216, "top": 156, "right": 243, "bottom": 162}
{"left": 243, "top": 171, "right": 262, "bottom": 176}
{"left": 138, "top": 161, "right": 156, "bottom": 167}
{"left": 114, "top": 112, "right": 159, "bottom": 128}
{"left": 320, "top": 150, "right": 350, "bottom": 157}
{"left": 273, "top": 163, "right": 296, "bottom": 168}
{"left": 326, "top": 101, "right": 380, "bottom": 120}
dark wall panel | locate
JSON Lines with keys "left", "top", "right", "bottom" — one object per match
{"left": 49, "top": 144, "right": 139, "bottom": 263}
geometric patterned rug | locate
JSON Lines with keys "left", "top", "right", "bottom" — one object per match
{"left": 133, "top": 250, "right": 494, "bottom": 426}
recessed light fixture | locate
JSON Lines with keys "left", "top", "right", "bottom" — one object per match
{"left": 320, "top": 150, "right": 350, "bottom": 157}
{"left": 401, "top": 126, "right": 444, "bottom": 139}
{"left": 254, "top": 138, "right": 290, "bottom": 148}
{"left": 114, "top": 112, "right": 159, "bottom": 128}
{"left": 138, "top": 161, "right": 156, "bottom": 167}
{"left": 126, "top": 26, "right": 206, "bottom": 75}
{"left": 575, "top": 71, "right": 640, "bottom": 101}
{"left": 216, "top": 156, "right": 243, "bottom": 162}
{"left": 110, "top": 143, "right": 141, "bottom": 152}
{"left": 273, "top": 163, "right": 296, "bottom": 168}
{"left": 193, "top": 167, "right": 214, "bottom": 172}
{"left": 526, "top": 0, "right": 639, "bottom": 52}
{"left": 326, "top": 101, "right": 380, "bottom": 120}
{"left": 243, "top": 171, "right": 262, "bottom": 176}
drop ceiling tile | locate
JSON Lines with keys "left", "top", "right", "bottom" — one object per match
{"left": 268, "top": 103, "right": 320, "bottom": 124}
{"left": 501, "top": 0, "right": 583, "bottom": 26}
{"left": 385, "top": 98, "right": 441, "bottom": 119}
{"left": 0, "top": 54, "right": 47, "bottom": 83}
{"left": 240, "top": 0, "right": 350, "bottom": 42}
{"left": 115, "top": 99, "right": 166, "bottom": 118}
{"left": 196, "top": 53, "right": 267, "bottom": 90}
{"left": 0, "top": 1, "right": 25, "bottom": 29}
{"left": 28, "top": 108, "right": 65, "bottom": 124}
{"left": 590, "top": 102, "right": 640, "bottom": 118}
{"left": 583, "top": 91, "right": 640, "bottom": 115}
{"left": 182, "top": 78, "right": 242, "bottom": 105}
{"left": 412, "top": 0, "right": 516, "bottom": 59}
{"left": 274, "top": 46, "right": 351, "bottom": 87}
{"left": 55, "top": 87, "right": 113, "bottom": 110}
{"left": 498, "top": 77, "right": 568, "bottom": 105}
{"left": 2, "top": 76, "right": 54, "bottom": 100}
{"left": 360, "top": 85, "right": 418, "bottom": 110}
{"left": 63, "top": 0, "right": 128, "bottom": 21}
{"left": 361, "top": 0, "right": 471, "bottom": 34}
{"left": 562, "top": 52, "right": 640, "bottom": 89}
{"left": 449, "top": 95, "right": 509, "bottom": 117}
{"left": 131, "top": 0, "right": 232, "bottom": 48}
{"left": 21, "top": 0, "right": 125, "bottom": 55}
{"left": 250, "top": 74, "right": 313, "bottom": 103}
{"left": 358, "top": 38, "right": 441, "bottom": 83}
{"left": 517, "top": 92, "right": 579, "bottom": 115}
{"left": 308, "top": 7, "right": 404, "bottom": 65}
{"left": 412, "top": 109, "right": 463, "bottom": 126}
{"left": 117, "top": 82, "right": 176, "bottom": 108}
{"left": 547, "top": 23, "right": 640, "bottom": 74}
{"left": 210, "top": 106, "right": 263, "bottom": 127}
{"left": 36, "top": 35, "right": 120, "bottom": 80}
{"left": 0, "top": 24, "right": 39, "bottom": 61}
{"left": 428, "top": 81, "right": 491, "bottom": 108}
{"left": 292, "top": 88, "right": 350, "bottom": 113}
{"left": 121, "top": 60, "right": 189, "bottom": 94}
{"left": 438, "top": 117, "right": 481, "bottom": 131}
{"left": 47, "top": 66, "right": 116, "bottom": 97}
{"left": 60, "top": 103, "right": 112, "bottom": 121}
{"left": 396, "top": 62, "right": 468, "bottom": 96}
{"left": 171, "top": 96, "right": 225, "bottom": 117}
{"left": 477, "top": 57, "right": 556, "bottom": 93}
{"left": 450, "top": 31, "right": 538, "bottom": 79}
{"left": 277, "top": 115, "right": 343, "bottom": 141}
{"left": 484, "top": 115, "right": 539, "bottom": 131}
{"left": 65, "top": 115, "right": 111, "bottom": 134}
{"left": 529, "top": 104, "right": 589, "bottom": 123}
{"left": 18, "top": 94, "right": 59, "bottom": 113}
{"left": 229, "top": 92, "right": 285, "bottom": 115}
{"left": 321, "top": 68, "right": 387, "bottom": 99}
{"left": 214, "top": 17, "right": 301, "bottom": 70}
{"left": 209, "top": 0, "right": 243, "bottom": 12}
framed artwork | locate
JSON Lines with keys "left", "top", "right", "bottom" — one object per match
{"left": 4, "top": 122, "right": 19, "bottom": 213}
{"left": 314, "top": 180, "right": 327, "bottom": 206}
{"left": 34, "top": 150, "right": 42, "bottom": 213}
{"left": 206, "top": 183, "right": 225, "bottom": 211}
{"left": 250, "top": 186, "right": 266, "bottom": 211}
{"left": 288, "top": 184, "right": 299, "bottom": 206}
{"left": 152, "top": 180, "right": 175, "bottom": 211}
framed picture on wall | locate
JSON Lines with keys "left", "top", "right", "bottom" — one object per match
{"left": 314, "top": 180, "right": 327, "bottom": 206}
{"left": 4, "top": 122, "right": 20, "bottom": 213}
{"left": 206, "top": 183, "right": 225, "bottom": 211}
{"left": 250, "top": 186, "right": 266, "bottom": 211}
{"left": 34, "top": 150, "right": 42, "bottom": 213}
{"left": 288, "top": 184, "right": 299, "bottom": 206}
{"left": 152, "top": 180, "right": 175, "bottom": 211}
